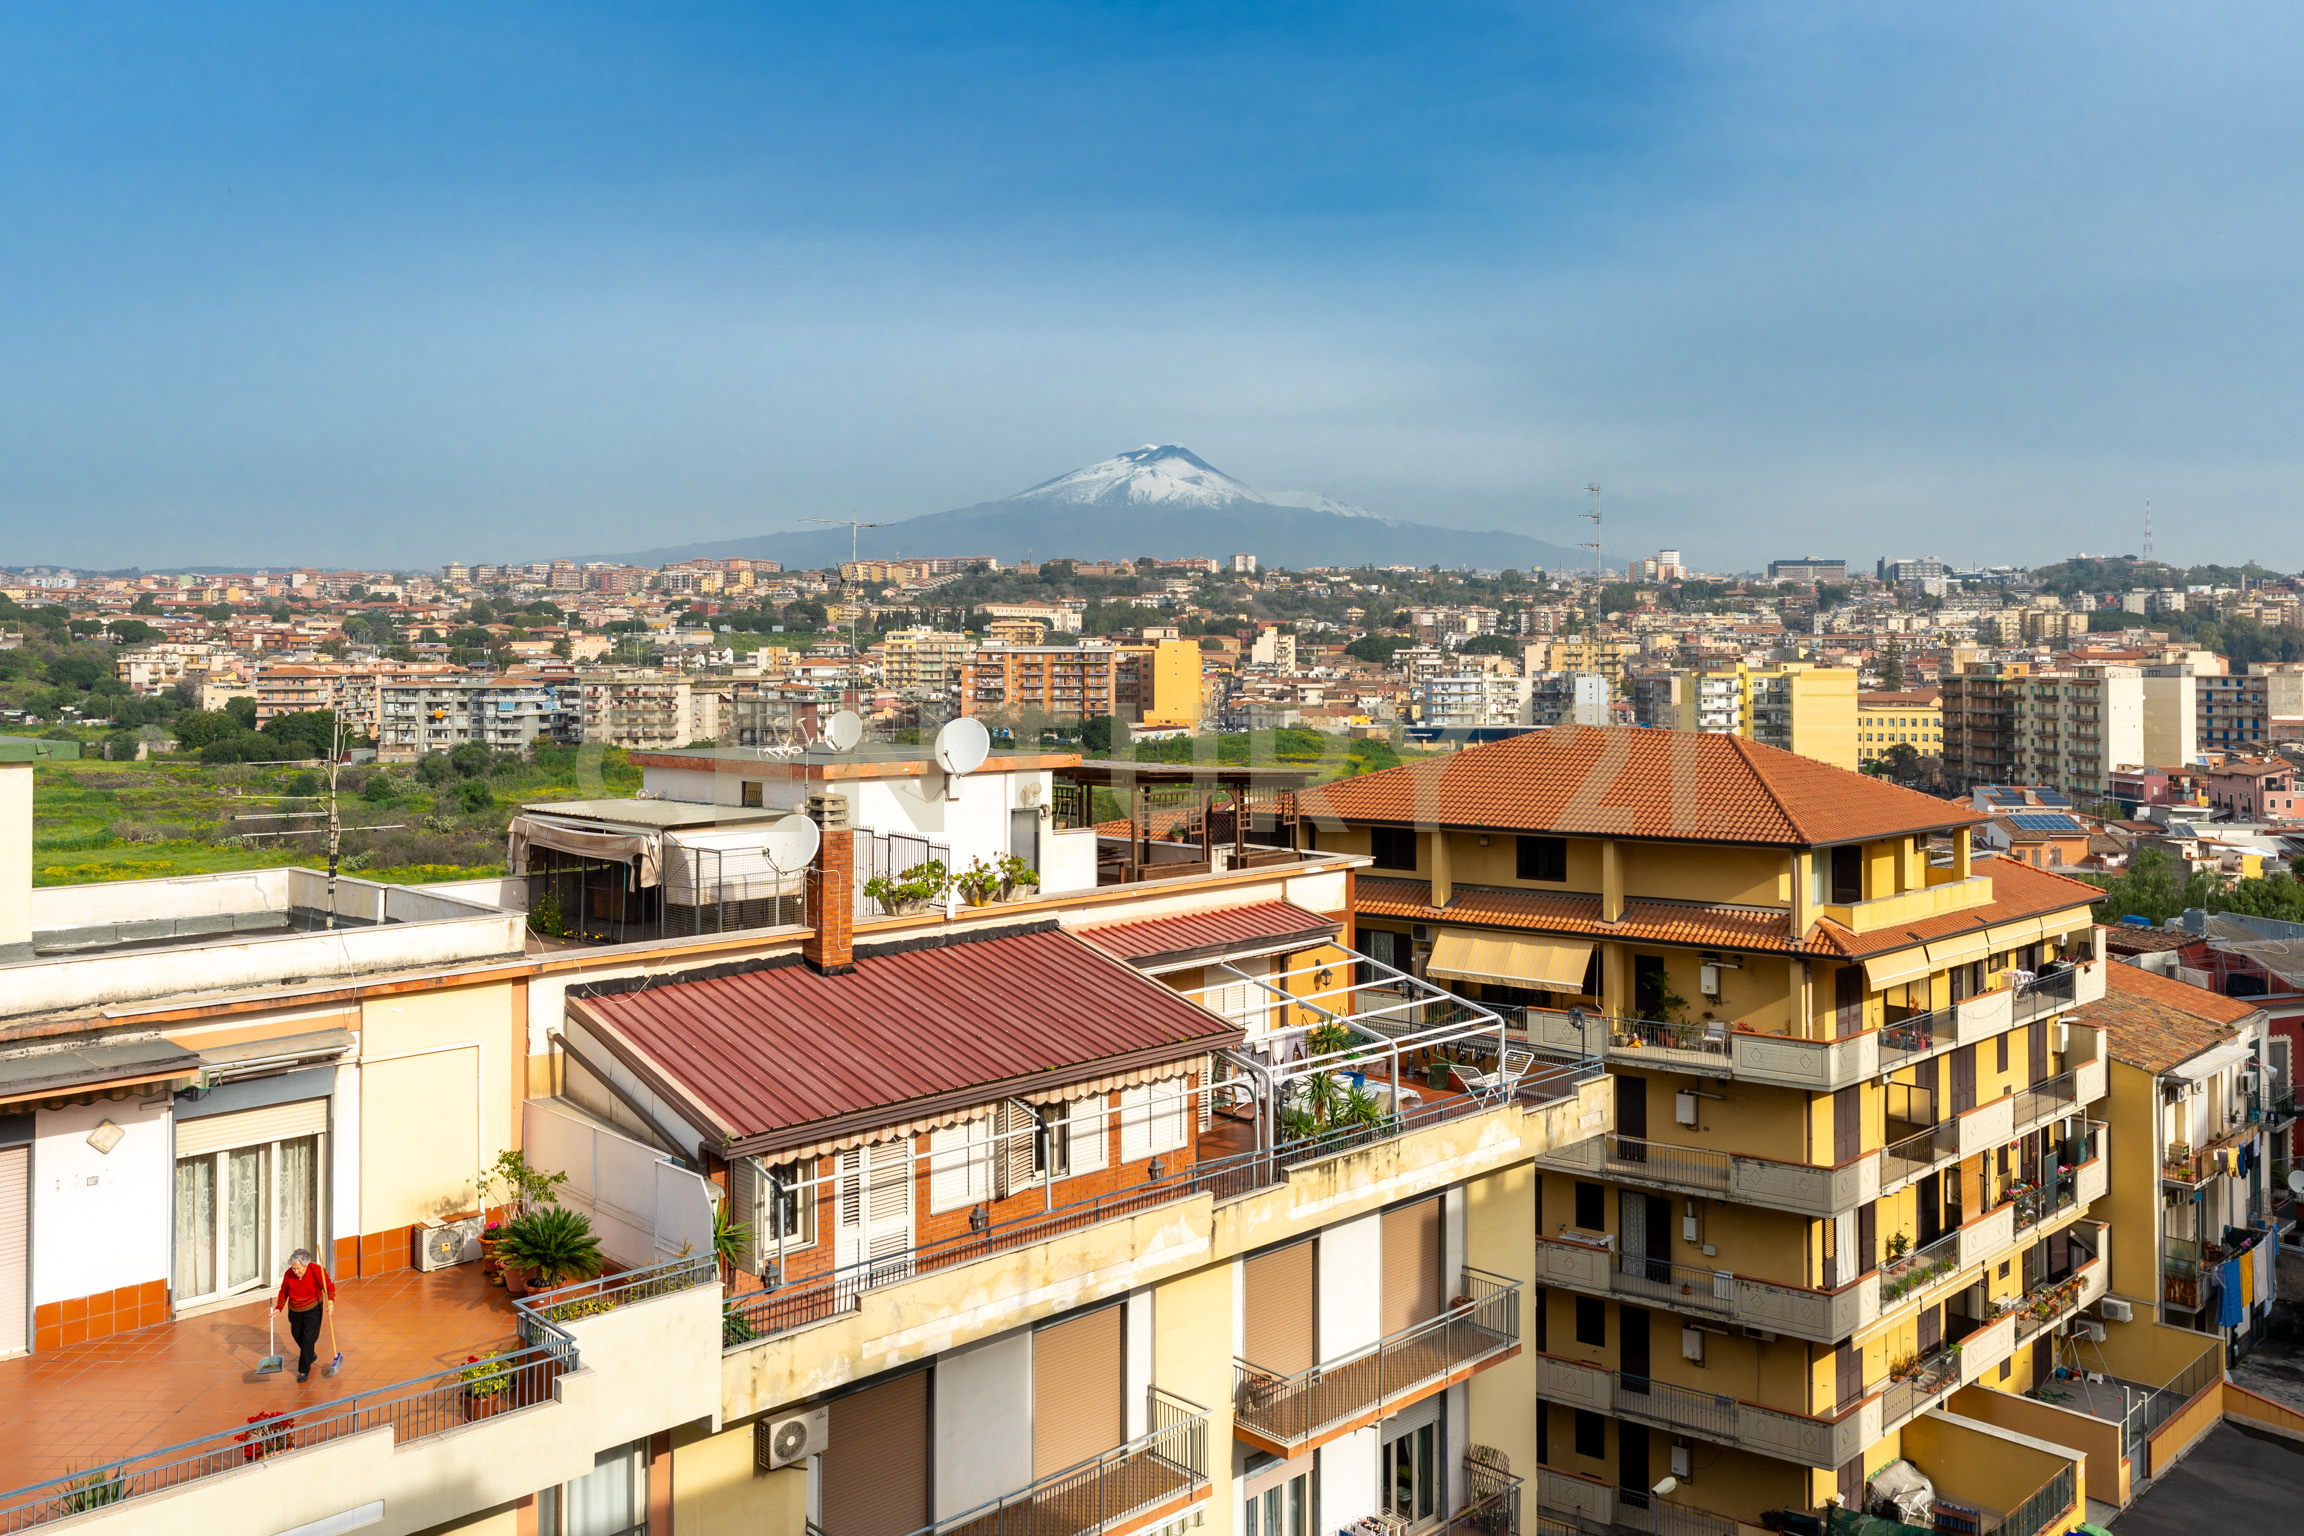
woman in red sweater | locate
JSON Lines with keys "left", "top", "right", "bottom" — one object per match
{"left": 272, "top": 1249, "right": 337, "bottom": 1383}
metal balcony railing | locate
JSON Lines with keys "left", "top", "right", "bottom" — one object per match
{"left": 1608, "top": 1371, "right": 1738, "bottom": 1442}
{"left": 1612, "top": 1252, "right": 1734, "bottom": 1315}
{"left": 1233, "top": 1268, "right": 1520, "bottom": 1450}
{"left": 1880, "top": 1121, "right": 1957, "bottom": 1187}
{"left": 2009, "top": 968, "right": 2080, "bottom": 1022}
{"left": 2011, "top": 1068, "right": 2087, "bottom": 1129}
{"left": 1877, "top": 1228, "right": 1961, "bottom": 1305}
{"left": 1601, "top": 1133, "right": 1732, "bottom": 1192}
{"left": 843, "top": 1391, "right": 1208, "bottom": 1536}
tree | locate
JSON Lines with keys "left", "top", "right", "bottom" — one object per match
{"left": 1080, "top": 714, "right": 1123, "bottom": 754}
{"left": 415, "top": 751, "right": 455, "bottom": 786}
{"left": 1881, "top": 639, "right": 1905, "bottom": 692}
{"left": 224, "top": 695, "right": 258, "bottom": 730}
{"left": 108, "top": 618, "right": 160, "bottom": 644}
{"left": 1879, "top": 742, "right": 1923, "bottom": 781}
{"left": 1457, "top": 634, "right": 1520, "bottom": 657}
{"left": 171, "top": 710, "right": 235, "bottom": 750}
{"left": 1346, "top": 634, "right": 1416, "bottom": 666}
{"left": 130, "top": 594, "right": 161, "bottom": 616}
{"left": 450, "top": 740, "right": 494, "bottom": 778}
{"left": 2085, "top": 848, "right": 2217, "bottom": 926}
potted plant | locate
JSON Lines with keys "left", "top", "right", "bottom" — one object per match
{"left": 1884, "top": 1230, "right": 1911, "bottom": 1262}
{"left": 997, "top": 854, "right": 1039, "bottom": 900}
{"left": 234, "top": 1411, "right": 297, "bottom": 1463}
{"left": 461, "top": 1349, "right": 515, "bottom": 1418}
{"left": 956, "top": 857, "right": 1003, "bottom": 907}
{"left": 486, "top": 1149, "right": 570, "bottom": 1220}
{"left": 479, "top": 1219, "right": 506, "bottom": 1283}
{"left": 495, "top": 1206, "right": 606, "bottom": 1291}
{"left": 713, "top": 1201, "right": 753, "bottom": 1287}
{"left": 864, "top": 859, "right": 949, "bottom": 915}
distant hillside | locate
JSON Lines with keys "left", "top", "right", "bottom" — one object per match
{"left": 593, "top": 445, "right": 1614, "bottom": 572}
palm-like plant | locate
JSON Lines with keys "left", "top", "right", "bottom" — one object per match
{"left": 497, "top": 1206, "right": 606, "bottom": 1288}
{"left": 713, "top": 1201, "right": 753, "bottom": 1285}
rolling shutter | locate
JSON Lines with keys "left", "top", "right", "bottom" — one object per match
{"left": 823, "top": 1371, "right": 930, "bottom": 1536}
{"left": 1032, "top": 1304, "right": 1126, "bottom": 1478}
{"left": 175, "top": 1099, "right": 328, "bottom": 1159}
{"left": 1381, "top": 1198, "right": 1443, "bottom": 1337}
{"left": 1244, "top": 1240, "right": 1317, "bottom": 1376}
{"left": 0, "top": 1147, "right": 25, "bottom": 1357}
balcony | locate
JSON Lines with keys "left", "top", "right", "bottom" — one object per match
{"left": 1535, "top": 1235, "right": 1867, "bottom": 1345}
{"left": 1535, "top": 1353, "right": 1872, "bottom": 1470}
{"left": 0, "top": 1257, "right": 720, "bottom": 1535}
{"left": 1537, "top": 1132, "right": 1875, "bottom": 1220}
{"left": 1232, "top": 1268, "right": 1520, "bottom": 1455}
{"left": 856, "top": 1390, "right": 1209, "bottom": 1536}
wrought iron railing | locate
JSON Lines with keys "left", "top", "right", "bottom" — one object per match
{"left": 1447, "top": 1462, "right": 1522, "bottom": 1536}
{"left": 2011, "top": 1068, "right": 2085, "bottom": 1130}
{"left": 1988, "top": 1462, "right": 2074, "bottom": 1536}
{"left": 0, "top": 1253, "right": 713, "bottom": 1532}
{"left": 1601, "top": 1133, "right": 1733, "bottom": 1191}
{"left": 1880, "top": 1121, "right": 1957, "bottom": 1187}
{"left": 1234, "top": 1268, "right": 1519, "bottom": 1447}
{"left": 1609, "top": 1371, "right": 1737, "bottom": 1441}
{"left": 2009, "top": 968, "right": 2080, "bottom": 1023}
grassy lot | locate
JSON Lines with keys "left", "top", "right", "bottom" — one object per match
{"left": 30, "top": 747, "right": 639, "bottom": 887}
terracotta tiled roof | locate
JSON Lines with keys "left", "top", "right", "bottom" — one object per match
{"left": 2099, "top": 923, "right": 2197, "bottom": 956}
{"left": 1076, "top": 901, "right": 1340, "bottom": 968}
{"left": 569, "top": 923, "right": 1239, "bottom": 1152}
{"left": 1301, "top": 726, "right": 1978, "bottom": 847}
{"left": 1354, "top": 856, "right": 2100, "bottom": 961}
{"left": 2092, "top": 960, "right": 2260, "bottom": 1073}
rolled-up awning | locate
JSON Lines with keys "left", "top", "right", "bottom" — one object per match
{"left": 1426, "top": 930, "right": 1594, "bottom": 990}
{"left": 1862, "top": 946, "right": 1936, "bottom": 991}
{"left": 508, "top": 814, "right": 663, "bottom": 888}
{"left": 1925, "top": 929, "right": 1995, "bottom": 972}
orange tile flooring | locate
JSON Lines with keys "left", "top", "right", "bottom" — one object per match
{"left": 0, "top": 1264, "right": 521, "bottom": 1496}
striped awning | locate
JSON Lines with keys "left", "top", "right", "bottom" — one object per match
{"left": 1862, "top": 947, "right": 1936, "bottom": 991}
{"left": 1425, "top": 931, "right": 1594, "bottom": 990}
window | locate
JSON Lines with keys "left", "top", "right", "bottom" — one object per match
{"left": 1051, "top": 1094, "right": 1110, "bottom": 1176}
{"left": 1573, "top": 1408, "right": 1606, "bottom": 1459}
{"left": 1575, "top": 1295, "right": 1606, "bottom": 1346}
{"left": 1996, "top": 1033, "right": 2009, "bottom": 1073}
{"left": 740, "top": 781, "right": 763, "bottom": 808}
{"left": 538, "top": 1440, "right": 648, "bottom": 1536}
{"left": 1245, "top": 1472, "right": 1308, "bottom": 1536}
{"left": 1574, "top": 1181, "right": 1605, "bottom": 1231}
{"left": 1384, "top": 1421, "right": 1437, "bottom": 1524}
{"left": 763, "top": 1159, "right": 812, "bottom": 1248}
{"left": 928, "top": 1118, "right": 994, "bottom": 1214}
{"left": 1119, "top": 1080, "right": 1190, "bottom": 1163}
{"left": 1830, "top": 845, "right": 1863, "bottom": 904}
{"left": 1517, "top": 836, "right": 1567, "bottom": 882}
{"left": 1370, "top": 826, "right": 1418, "bottom": 871}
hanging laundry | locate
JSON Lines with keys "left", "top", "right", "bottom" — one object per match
{"left": 2218, "top": 1258, "right": 2246, "bottom": 1327}
{"left": 2242, "top": 1246, "right": 2255, "bottom": 1309}
{"left": 2257, "top": 1236, "right": 2277, "bottom": 1314}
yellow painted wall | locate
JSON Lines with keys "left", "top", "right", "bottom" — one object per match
{"left": 1154, "top": 1260, "right": 1237, "bottom": 1521}
{"left": 2100, "top": 1060, "right": 2161, "bottom": 1303}
{"left": 673, "top": 1421, "right": 803, "bottom": 1536}
{"left": 1786, "top": 669, "right": 1859, "bottom": 771}
{"left": 1899, "top": 1414, "right": 2082, "bottom": 1529}
{"left": 412, "top": 1505, "right": 519, "bottom": 1536}
{"left": 1146, "top": 640, "right": 1205, "bottom": 728}
{"left": 359, "top": 980, "right": 519, "bottom": 1231}
{"left": 1466, "top": 1163, "right": 1539, "bottom": 1477}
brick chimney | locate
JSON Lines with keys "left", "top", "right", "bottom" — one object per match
{"left": 803, "top": 791, "right": 855, "bottom": 976}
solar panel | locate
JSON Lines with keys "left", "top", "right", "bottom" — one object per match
{"left": 2032, "top": 790, "right": 2074, "bottom": 807}
{"left": 1982, "top": 788, "right": 2025, "bottom": 805}
{"left": 2009, "top": 812, "right": 2082, "bottom": 833}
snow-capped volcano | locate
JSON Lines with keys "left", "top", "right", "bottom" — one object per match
{"left": 1011, "top": 445, "right": 1267, "bottom": 509}
{"left": 599, "top": 443, "right": 1607, "bottom": 571}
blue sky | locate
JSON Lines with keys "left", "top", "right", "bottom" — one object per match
{"left": 4, "top": 1, "right": 2301, "bottom": 572}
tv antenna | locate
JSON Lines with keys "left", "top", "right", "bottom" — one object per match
{"left": 1578, "top": 483, "right": 1606, "bottom": 578}
{"left": 2142, "top": 500, "right": 2153, "bottom": 565}
{"left": 804, "top": 517, "right": 888, "bottom": 669}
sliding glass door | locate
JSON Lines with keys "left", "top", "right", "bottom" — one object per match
{"left": 173, "top": 1133, "right": 322, "bottom": 1306}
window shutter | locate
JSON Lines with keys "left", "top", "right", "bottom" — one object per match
{"left": 1243, "top": 1240, "right": 1318, "bottom": 1376}
{"left": 1120, "top": 1087, "right": 1153, "bottom": 1164}
{"left": 1032, "top": 1305, "right": 1126, "bottom": 1478}
{"left": 823, "top": 1371, "right": 930, "bottom": 1536}
{"left": 1381, "top": 1198, "right": 1443, "bottom": 1336}
{"left": 1152, "top": 1077, "right": 1190, "bottom": 1154}
{"left": 727, "top": 1155, "right": 760, "bottom": 1273}
{"left": 1067, "top": 1093, "right": 1109, "bottom": 1175}
{"left": 928, "top": 1121, "right": 984, "bottom": 1215}
{"left": 999, "top": 1103, "right": 1039, "bottom": 1198}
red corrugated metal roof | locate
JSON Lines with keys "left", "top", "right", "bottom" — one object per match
{"left": 572, "top": 924, "right": 1239, "bottom": 1145}
{"left": 1077, "top": 901, "right": 1340, "bottom": 966}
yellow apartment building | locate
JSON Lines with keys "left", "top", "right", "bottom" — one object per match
{"left": 1673, "top": 664, "right": 1860, "bottom": 770}
{"left": 1857, "top": 689, "right": 1944, "bottom": 769}
{"left": 1303, "top": 727, "right": 2119, "bottom": 1532}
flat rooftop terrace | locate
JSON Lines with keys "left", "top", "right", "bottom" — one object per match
{"left": 2114, "top": 1420, "right": 2304, "bottom": 1535}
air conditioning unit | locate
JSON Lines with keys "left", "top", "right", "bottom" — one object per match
{"left": 1412, "top": 924, "right": 1435, "bottom": 943}
{"left": 417, "top": 1215, "right": 481, "bottom": 1272}
{"left": 758, "top": 1407, "right": 829, "bottom": 1470}
{"left": 2077, "top": 1321, "right": 2107, "bottom": 1343}
{"left": 2100, "top": 1298, "right": 2134, "bottom": 1323}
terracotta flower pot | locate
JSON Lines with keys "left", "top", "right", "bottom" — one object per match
{"left": 501, "top": 1263, "right": 532, "bottom": 1297}
{"left": 463, "top": 1390, "right": 509, "bottom": 1421}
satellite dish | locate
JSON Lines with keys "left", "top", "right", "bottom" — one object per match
{"left": 935, "top": 717, "right": 991, "bottom": 777}
{"left": 826, "top": 709, "right": 863, "bottom": 752}
{"left": 2289, "top": 1168, "right": 2304, "bottom": 1196}
{"left": 761, "top": 812, "right": 822, "bottom": 873}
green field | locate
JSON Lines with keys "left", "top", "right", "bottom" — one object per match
{"left": 29, "top": 747, "right": 639, "bottom": 887}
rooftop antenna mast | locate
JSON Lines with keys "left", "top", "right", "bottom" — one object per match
{"left": 1578, "top": 483, "right": 1606, "bottom": 579}
{"left": 804, "top": 517, "right": 887, "bottom": 671}
{"left": 2142, "top": 500, "right": 2153, "bottom": 565}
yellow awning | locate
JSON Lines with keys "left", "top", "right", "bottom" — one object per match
{"left": 1925, "top": 929, "right": 1995, "bottom": 971}
{"left": 1862, "top": 946, "right": 1936, "bottom": 991}
{"left": 1426, "top": 931, "right": 1594, "bottom": 990}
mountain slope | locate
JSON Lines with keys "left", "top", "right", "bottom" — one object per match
{"left": 595, "top": 445, "right": 1611, "bottom": 571}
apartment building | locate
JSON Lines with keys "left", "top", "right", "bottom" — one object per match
{"left": 2196, "top": 672, "right": 2267, "bottom": 751}
{"left": 1529, "top": 672, "right": 1612, "bottom": 729}
{"left": 1422, "top": 673, "right": 1533, "bottom": 729}
{"left": 879, "top": 629, "right": 973, "bottom": 698}
{"left": 2004, "top": 668, "right": 2143, "bottom": 804}
{"left": 961, "top": 645, "right": 1120, "bottom": 721}
{"left": 1767, "top": 557, "right": 1847, "bottom": 582}
{"left": 1301, "top": 727, "right": 2129, "bottom": 1530}
{"left": 2091, "top": 961, "right": 2291, "bottom": 1354}
{"left": 374, "top": 677, "right": 577, "bottom": 761}
{"left": 2139, "top": 666, "right": 2202, "bottom": 768}
{"left": 0, "top": 721, "right": 1645, "bottom": 1536}
{"left": 1663, "top": 664, "right": 1859, "bottom": 769}
{"left": 580, "top": 668, "right": 696, "bottom": 750}
{"left": 1856, "top": 689, "right": 1942, "bottom": 769}
{"left": 112, "top": 640, "right": 238, "bottom": 696}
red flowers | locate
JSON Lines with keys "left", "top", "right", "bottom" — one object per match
{"left": 234, "top": 1410, "right": 297, "bottom": 1462}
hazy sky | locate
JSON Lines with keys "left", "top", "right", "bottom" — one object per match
{"left": 5, "top": 2, "right": 2302, "bottom": 573}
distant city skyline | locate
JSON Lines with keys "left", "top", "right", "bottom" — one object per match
{"left": 5, "top": 3, "right": 2302, "bottom": 570}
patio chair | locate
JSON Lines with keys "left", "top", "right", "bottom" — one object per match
{"left": 1454, "top": 1046, "right": 1536, "bottom": 1097}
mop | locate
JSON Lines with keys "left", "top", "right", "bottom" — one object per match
{"left": 256, "top": 1310, "right": 286, "bottom": 1375}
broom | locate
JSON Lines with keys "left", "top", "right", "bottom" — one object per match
{"left": 255, "top": 1309, "right": 285, "bottom": 1376}
{"left": 323, "top": 1309, "right": 343, "bottom": 1377}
